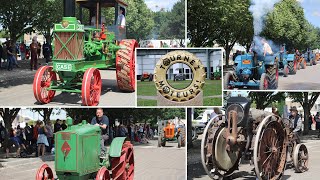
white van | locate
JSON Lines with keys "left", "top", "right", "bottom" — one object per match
{"left": 192, "top": 109, "right": 214, "bottom": 134}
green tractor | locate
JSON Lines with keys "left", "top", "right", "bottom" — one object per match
{"left": 33, "top": 0, "right": 137, "bottom": 106}
{"left": 35, "top": 118, "right": 134, "bottom": 180}
{"left": 212, "top": 66, "right": 221, "bottom": 80}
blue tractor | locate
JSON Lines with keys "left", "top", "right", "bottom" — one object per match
{"left": 303, "top": 48, "right": 317, "bottom": 66}
{"left": 224, "top": 51, "right": 279, "bottom": 90}
{"left": 279, "top": 44, "right": 296, "bottom": 76}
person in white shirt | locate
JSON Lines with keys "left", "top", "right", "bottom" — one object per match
{"left": 261, "top": 39, "right": 273, "bottom": 56}
{"left": 117, "top": 8, "right": 126, "bottom": 42}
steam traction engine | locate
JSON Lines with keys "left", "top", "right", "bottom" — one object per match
{"left": 201, "top": 97, "right": 309, "bottom": 179}
{"left": 33, "top": 0, "right": 137, "bottom": 106}
{"left": 36, "top": 118, "right": 134, "bottom": 180}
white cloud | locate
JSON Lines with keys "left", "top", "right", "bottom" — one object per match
{"left": 312, "top": 11, "right": 320, "bottom": 17}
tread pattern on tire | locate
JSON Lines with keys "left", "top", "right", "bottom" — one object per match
{"left": 288, "top": 61, "right": 296, "bottom": 74}
{"left": 266, "top": 66, "right": 278, "bottom": 89}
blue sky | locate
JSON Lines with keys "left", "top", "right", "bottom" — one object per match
{"left": 144, "top": 0, "right": 180, "bottom": 11}
{"left": 298, "top": 0, "right": 320, "bottom": 27}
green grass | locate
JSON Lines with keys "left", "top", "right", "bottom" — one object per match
{"left": 137, "top": 80, "right": 222, "bottom": 97}
{"left": 137, "top": 99, "right": 157, "bottom": 106}
{"left": 204, "top": 98, "right": 222, "bottom": 106}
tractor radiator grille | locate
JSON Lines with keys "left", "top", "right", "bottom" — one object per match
{"left": 53, "top": 32, "right": 84, "bottom": 60}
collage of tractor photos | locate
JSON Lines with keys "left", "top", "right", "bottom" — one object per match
{"left": 0, "top": 0, "right": 319, "bottom": 180}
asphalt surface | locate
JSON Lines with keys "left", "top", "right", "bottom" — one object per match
{"left": 188, "top": 134, "right": 320, "bottom": 180}
{"left": 0, "top": 59, "right": 135, "bottom": 106}
{"left": 0, "top": 139, "right": 185, "bottom": 180}
{"left": 278, "top": 62, "right": 320, "bottom": 90}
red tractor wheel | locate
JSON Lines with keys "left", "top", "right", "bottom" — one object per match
{"left": 96, "top": 166, "right": 111, "bottom": 180}
{"left": 116, "top": 39, "right": 138, "bottom": 92}
{"left": 111, "top": 141, "right": 134, "bottom": 180}
{"left": 36, "top": 164, "right": 54, "bottom": 180}
{"left": 81, "top": 68, "right": 102, "bottom": 106}
{"left": 33, "top": 66, "right": 57, "bottom": 104}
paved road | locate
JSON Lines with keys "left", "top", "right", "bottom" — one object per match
{"left": 0, "top": 60, "right": 135, "bottom": 106}
{"left": 188, "top": 134, "right": 320, "bottom": 180}
{"left": 278, "top": 62, "right": 320, "bottom": 90}
{"left": 0, "top": 139, "right": 185, "bottom": 180}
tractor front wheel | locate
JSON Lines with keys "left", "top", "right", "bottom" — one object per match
{"left": 177, "top": 135, "right": 182, "bottom": 148}
{"left": 313, "top": 59, "right": 317, "bottom": 65}
{"left": 33, "top": 66, "right": 57, "bottom": 104}
{"left": 36, "top": 164, "right": 54, "bottom": 180}
{"left": 300, "top": 59, "right": 306, "bottom": 69}
{"left": 116, "top": 39, "right": 138, "bottom": 92}
{"left": 81, "top": 68, "right": 102, "bottom": 106}
{"left": 111, "top": 141, "right": 134, "bottom": 180}
{"left": 96, "top": 166, "right": 111, "bottom": 180}
{"left": 259, "top": 73, "right": 268, "bottom": 90}
{"left": 283, "top": 65, "right": 289, "bottom": 77}
{"left": 288, "top": 61, "right": 297, "bottom": 74}
{"left": 224, "top": 72, "right": 233, "bottom": 89}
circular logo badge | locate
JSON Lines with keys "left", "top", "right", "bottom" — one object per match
{"left": 154, "top": 50, "right": 205, "bottom": 102}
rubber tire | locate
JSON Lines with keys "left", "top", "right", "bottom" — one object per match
{"left": 224, "top": 72, "right": 233, "bottom": 89}
{"left": 259, "top": 73, "right": 268, "bottom": 90}
{"left": 288, "top": 61, "right": 296, "bottom": 74}
{"left": 300, "top": 59, "right": 306, "bottom": 69}
{"left": 313, "top": 60, "right": 317, "bottom": 65}
{"left": 283, "top": 65, "right": 288, "bottom": 77}
{"left": 266, "top": 66, "right": 278, "bottom": 89}
{"left": 177, "top": 135, "right": 181, "bottom": 148}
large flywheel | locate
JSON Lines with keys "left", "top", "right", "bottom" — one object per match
{"left": 253, "top": 115, "right": 287, "bottom": 180}
{"left": 201, "top": 115, "right": 241, "bottom": 179}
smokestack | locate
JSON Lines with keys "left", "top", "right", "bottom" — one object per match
{"left": 249, "top": 0, "right": 280, "bottom": 36}
{"left": 64, "top": 0, "right": 75, "bottom": 17}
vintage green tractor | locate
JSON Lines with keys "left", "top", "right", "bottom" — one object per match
{"left": 33, "top": 0, "right": 137, "bottom": 106}
{"left": 212, "top": 66, "right": 221, "bottom": 80}
{"left": 158, "top": 120, "right": 186, "bottom": 148}
{"left": 35, "top": 118, "right": 134, "bottom": 180}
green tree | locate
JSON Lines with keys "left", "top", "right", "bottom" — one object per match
{"left": 159, "top": 0, "right": 185, "bottom": 45}
{"left": 261, "top": 0, "right": 315, "bottom": 50}
{"left": 152, "top": 9, "right": 168, "bottom": 39}
{"left": 0, "top": 0, "right": 49, "bottom": 47}
{"left": 288, "top": 92, "right": 320, "bottom": 135}
{"left": 33, "top": 0, "right": 63, "bottom": 43}
{"left": 124, "top": 0, "right": 154, "bottom": 41}
{"left": 248, "top": 92, "right": 285, "bottom": 110}
{"left": 0, "top": 108, "right": 20, "bottom": 151}
{"left": 187, "top": 0, "right": 253, "bottom": 65}
{"left": 31, "top": 108, "right": 55, "bottom": 124}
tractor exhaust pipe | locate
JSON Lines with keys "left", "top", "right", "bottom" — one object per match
{"left": 226, "top": 110, "right": 238, "bottom": 150}
{"left": 64, "top": 0, "right": 75, "bottom": 17}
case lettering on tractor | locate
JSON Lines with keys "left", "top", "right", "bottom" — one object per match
{"left": 154, "top": 50, "right": 206, "bottom": 102}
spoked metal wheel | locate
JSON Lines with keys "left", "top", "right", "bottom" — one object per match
{"left": 33, "top": 66, "right": 57, "bottom": 104}
{"left": 111, "top": 141, "right": 134, "bottom": 180}
{"left": 36, "top": 164, "right": 54, "bottom": 180}
{"left": 96, "top": 166, "right": 111, "bottom": 180}
{"left": 81, "top": 68, "right": 102, "bottom": 106}
{"left": 293, "top": 144, "right": 309, "bottom": 173}
{"left": 253, "top": 115, "right": 287, "bottom": 180}
{"left": 201, "top": 115, "right": 239, "bottom": 179}
{"left": 116, "top": 39, "right": 138, "bottom": 92}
